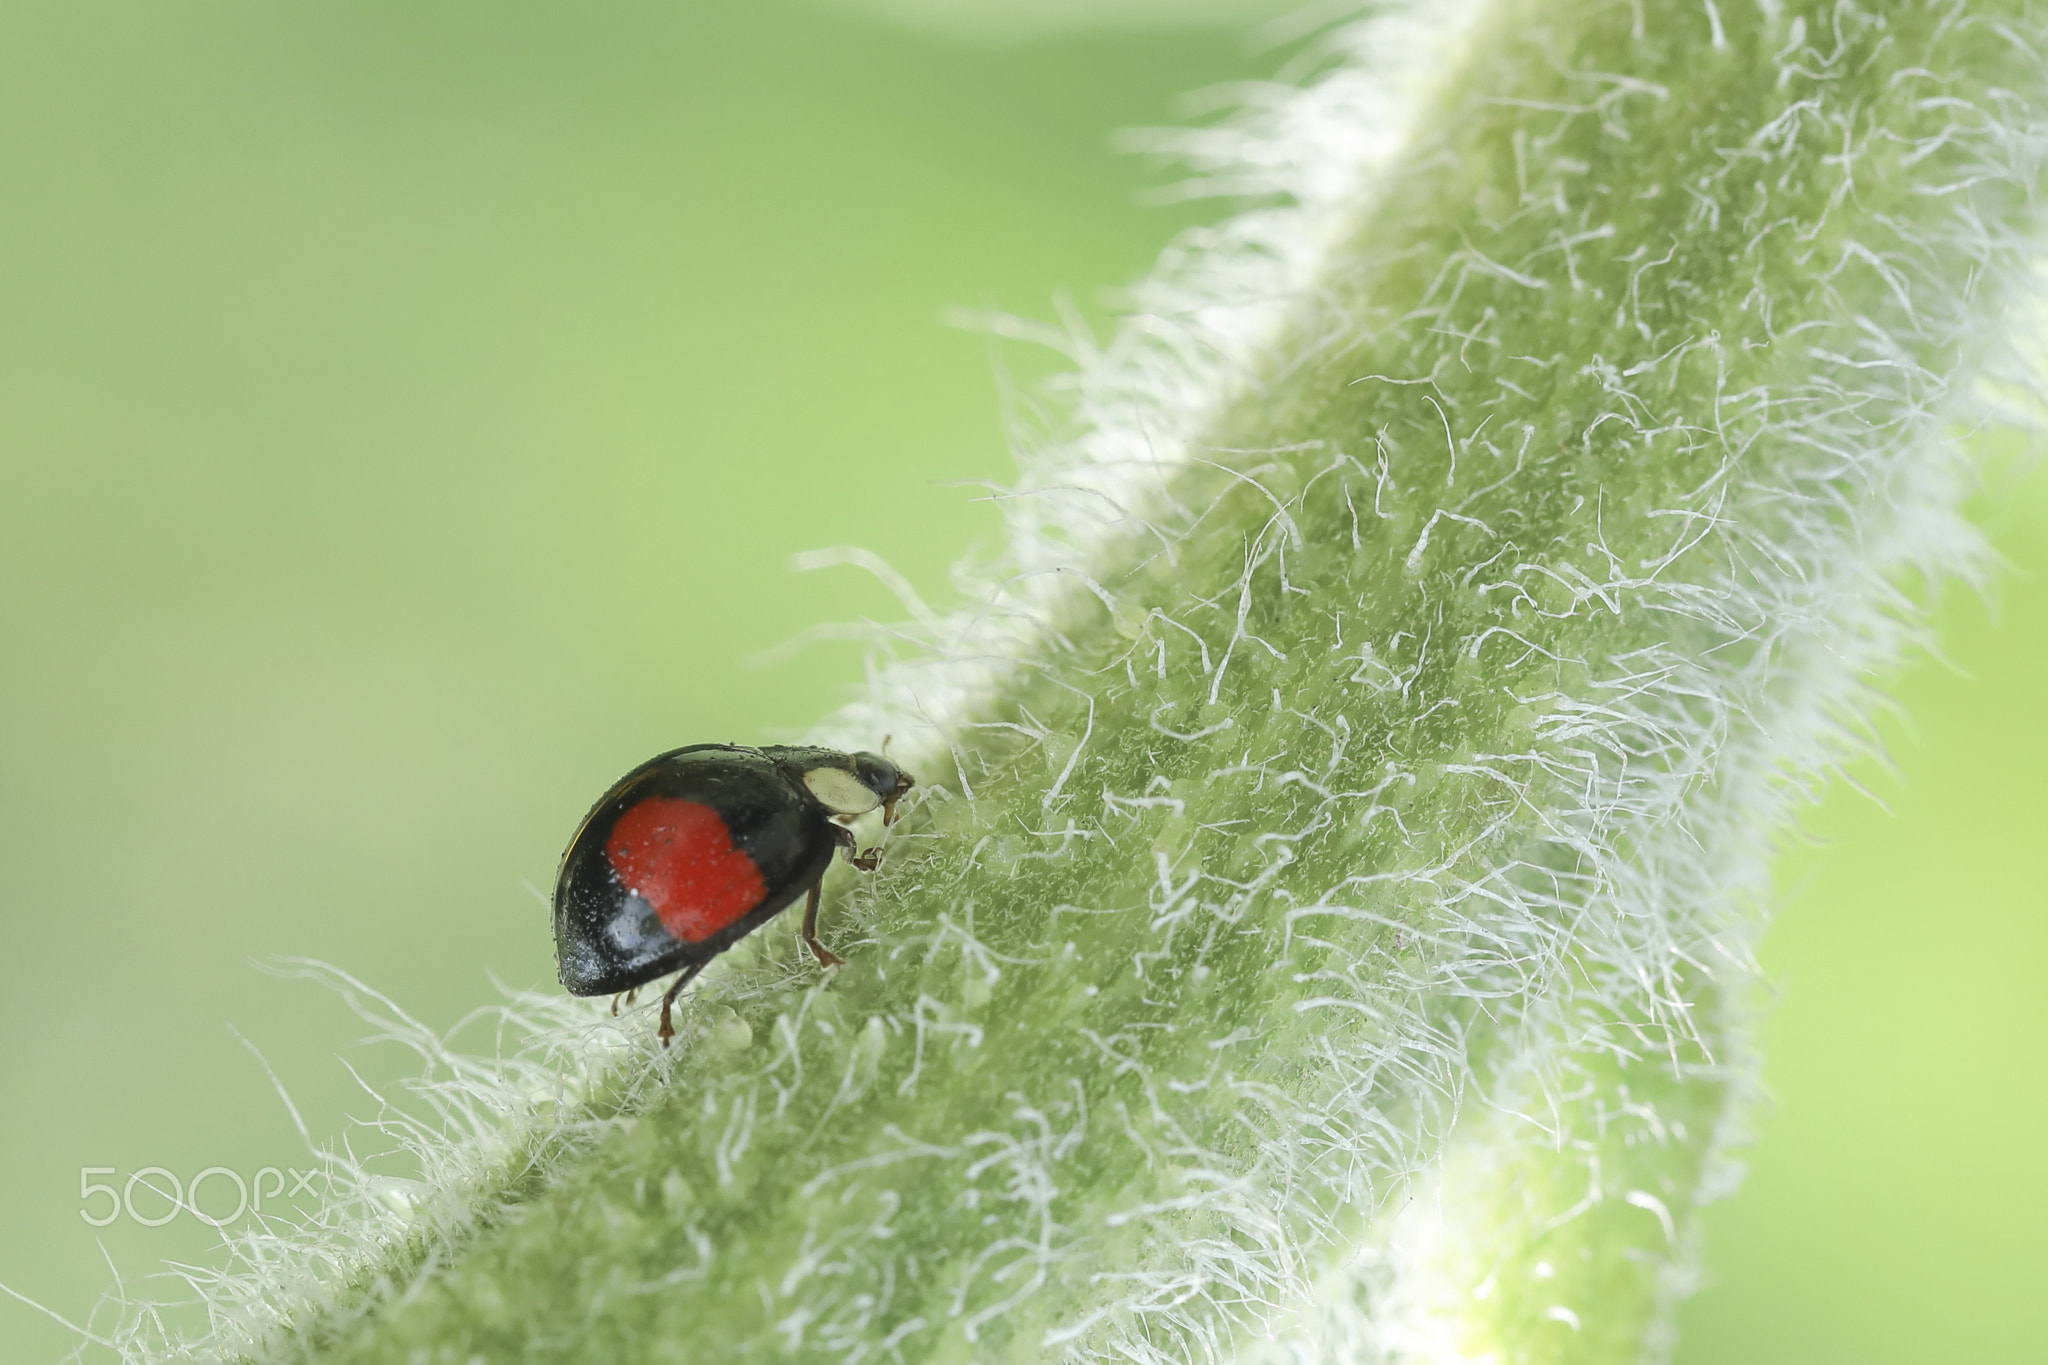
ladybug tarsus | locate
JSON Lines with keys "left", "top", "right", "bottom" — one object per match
{"left": 552, "top": 742, "right": 914, "bottom": 1045}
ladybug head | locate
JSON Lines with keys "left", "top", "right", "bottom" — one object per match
{"left": 850, "top": 751, "right": 915, "bottom": 825}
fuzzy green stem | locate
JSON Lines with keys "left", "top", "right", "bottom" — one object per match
{"left": 173, "top": 2, "right": 2045, "bottom": 1362}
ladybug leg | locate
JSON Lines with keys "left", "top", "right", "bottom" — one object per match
{"left": 830, "top": 819, "right": 880, "bottom": 873}
{"left": 800, "top": 877, "right": 846, "bottom": 969}
{"left": 657, "top": 960, "right": 709, "bottom": 1047}
{"left": 609, "top": 985, "right": 640, "bottom": 1017}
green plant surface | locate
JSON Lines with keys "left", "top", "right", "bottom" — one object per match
{"left": 116, "top": 1, "right": 2048, "bottom": 1361}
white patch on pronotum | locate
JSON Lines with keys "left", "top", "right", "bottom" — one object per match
{"left": 803, "top": 766, "right": 880, "bottom": 817}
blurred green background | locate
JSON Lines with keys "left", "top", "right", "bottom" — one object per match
{"left": 0, "top": 4, "right": 2039, "bottom": 1361}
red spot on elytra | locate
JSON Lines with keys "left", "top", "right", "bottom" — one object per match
{"left": 605, "top": 798, "right": 766, "bottom": 943}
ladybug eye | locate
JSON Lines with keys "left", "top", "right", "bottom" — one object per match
{"left": 853, "top": 754, "right": 907, "bottom": 795}
{"left": 803, "top": 766, "right": 881, "bottom": 817}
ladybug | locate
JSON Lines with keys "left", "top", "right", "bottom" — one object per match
{"left": 553, "top": 743, "right": 913, "bottom": 1044}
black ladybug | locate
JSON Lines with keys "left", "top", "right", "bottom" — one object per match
{"left": 553, "top": 743, "right": 913, "bottom": 1043}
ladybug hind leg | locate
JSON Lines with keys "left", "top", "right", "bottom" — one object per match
{"left": 657, "top": 961, "right": 709, "bottom": 1047}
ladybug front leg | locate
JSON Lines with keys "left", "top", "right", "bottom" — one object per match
{"left": 799, "top": 877, "right": 846, "bottom": 969}
{"left": 829, "top": 819, "right": 880, "bottom": 872}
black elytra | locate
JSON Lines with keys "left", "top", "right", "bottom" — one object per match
{"left": 552, "top": 743, "right": 913, "bottom": 1044}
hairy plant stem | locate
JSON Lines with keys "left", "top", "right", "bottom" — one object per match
{"left": 170, "top": 2, "right": 2046, "bottom": 1362}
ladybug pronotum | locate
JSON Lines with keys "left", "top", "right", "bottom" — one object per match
{"left": 552, "top": 743, "right": 913, "bottom": 1044}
